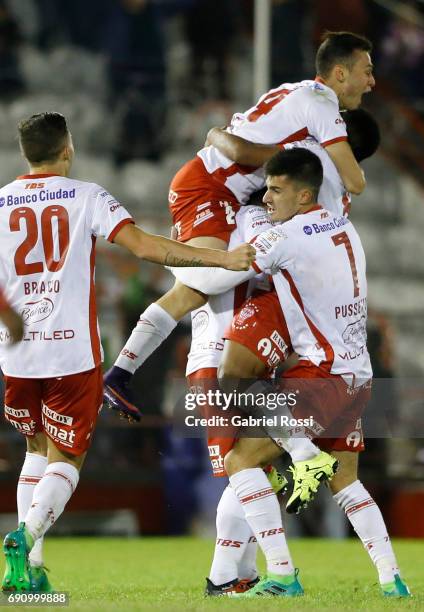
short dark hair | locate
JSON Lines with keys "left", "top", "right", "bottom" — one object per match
{"left": 344, "top": 108, "right": 380, "bottom": 162}
{"left": 316, "top": 31, "right": 372, "bottom": 78}
{"left": 18, "top": 113, "right": 69, "bottom": 164}
{"left": 265, "top": 148, "right": 323, "bottom": 200}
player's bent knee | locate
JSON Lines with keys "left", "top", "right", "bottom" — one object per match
{"left": 219, "top": 341, "right": 266, "bottom": 380}
{"left": 157, "top": 280, "right": 206, "bottom": 320}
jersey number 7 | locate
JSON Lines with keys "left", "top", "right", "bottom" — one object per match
{"left": 10, "top": 206, "right": 70, "bottom": 276}
{"left": 332, "top": 231, "right": 360, "bottom": 298}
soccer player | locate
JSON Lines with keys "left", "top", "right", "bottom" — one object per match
{"left": 104, "top": 30, "right": 375, "bottom": 421}
{"left": 0, "top": 289, "right": 23, "bottom": 344}
{"left": 0, "top": 112, "right": 254, "bottom": 593}
{"left": 173, "top": 110, "right": 385, "bottom": 595}
{"left": 182, "top": 148, "right": 409, "bottom": 598}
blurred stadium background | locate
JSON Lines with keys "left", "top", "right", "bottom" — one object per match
{"left": 0, "top": 0, "right": 423, "bottom": 542}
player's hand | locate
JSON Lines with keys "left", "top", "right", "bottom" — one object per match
{"left": 0, "top": 308, "right": 24, "bottom": 344}
{"left": 224, "top": 243, "right": 256, "bottom": 271}
{"left": 204, "top": 126, "right": 226, "bottom": 148}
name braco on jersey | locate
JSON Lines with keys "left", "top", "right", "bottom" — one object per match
{"left": 0, "top": 175, "right": 133, "bottom": 378}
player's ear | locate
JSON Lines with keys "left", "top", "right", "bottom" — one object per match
{"left": 334, "top": 64, "right": 347, "bottom": 83}
{"left": 298, "top": 188, "right": 313, "bottom": 205}
{"left": 61, "top": 144, "right": 72, "bottom": 162}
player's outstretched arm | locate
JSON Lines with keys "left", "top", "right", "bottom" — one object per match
{"left": 206, "top": 127, "right": 279, "bottom": 167}
{"left": 325, "top": 140, "right": 366, "bottom": 194}
{"left": 113, "top": 224, "right": 255, "bottom": 271}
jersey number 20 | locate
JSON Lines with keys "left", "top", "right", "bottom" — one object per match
{"left": 10, "top": 205, "right": 70, "bottom": 276}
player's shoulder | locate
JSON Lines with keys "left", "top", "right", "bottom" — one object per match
{"left": 240, "top": 204, "right": 268, "bottom": 218}
{"left": 0, "top": 179, "right": 17, "bottom": 195}
{"left": 292, "top": 80, "right": 339, "bottom": 106}
{"left": 255, "top": 223, "right": 289, "bottom": 246}
{"left": 64, "top": 178, "right": 104, "bottom": 194}
{"left": 240, "top": 204, "right": 272, "bottom": 229}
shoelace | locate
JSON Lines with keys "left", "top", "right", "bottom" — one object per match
{"left": 288, "top": 465, "right": 321, "bottom": 494}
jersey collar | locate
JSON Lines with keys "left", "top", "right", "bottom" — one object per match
{"left": 303, "top": 204, "right": 323, "bottom": 214}
{"left": 16, "top": 173, "right": 61, "bottom": 179}
{"left": 313, "top": 76, "right": 339, "bottom": 105}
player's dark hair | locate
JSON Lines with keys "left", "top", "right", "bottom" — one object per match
{"left": 265, "top": 148, "right": 323, "bottom": 200}
{"left": 344, "top": 108, "right": 380, "bottom": 162}
{"left": 316, "top": 31, "right": 372, "bottom": 78}
{"left": 18, "top": 113, "right": 69, "bottom": 164}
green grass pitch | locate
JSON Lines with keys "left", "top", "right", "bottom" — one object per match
{"left": 1, "top": 537, "right": 422, "bottom": 610}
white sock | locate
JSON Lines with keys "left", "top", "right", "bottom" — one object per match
{"left": 115, "top": 303, "right": 177, "bottom": 373}
{"left": 17, "top": 452, "right": 47, "bottom": 567}
{"left": 334, "top": 480, "right": 400, "bottom": 584}
{"left": 25, "top": 462, "right": 79, "bottom": 541}
{"left": 279, "top": 436, "right": 321, "bottom": 462}
{"left": 238, "top": 534, "right": 258, "bottom": 583}
{"left": 229, "top": 468, "right": 294, "bottom": 577}
{"left": 209, "top": 486, "right": 257, "bottom": 585}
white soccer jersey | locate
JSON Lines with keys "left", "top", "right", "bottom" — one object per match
{"left": 0, "top": 174, "right": 133, "bottom": 378}
{"left": 186, "top": 205, "right": 272, "bottom": 376}
{"left": 198, "top": 80, "right": 347, "bottom": 205}
{"left": 251, "top": 207, "right": 372, "bottom": 383}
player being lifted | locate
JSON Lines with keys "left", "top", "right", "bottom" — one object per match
{"left": 184, "top": 148, "right": 409, "bottom": 598}
{"left": 0, "top": 113, "right": 254, "bottom": 593}
{"left": 105, "top": 30, "right": 375, "bottom": 503}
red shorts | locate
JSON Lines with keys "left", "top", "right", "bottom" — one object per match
{"left": 3, "top": 366, "right": 103, "bottom": 456}
{"left": 224, "top": 288, "right": 293, "bottom": 375}
{"left": 191, "top": 361, "right": 370, "bottom": 477}
{"left": 169, "top": 157, "right": 240, "bottom": 243}
{"left": 279, "top": 361, "right": 370, "bottom": 453}
{"left": 187, "top": 367, "right": 239, "bottom": 478}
